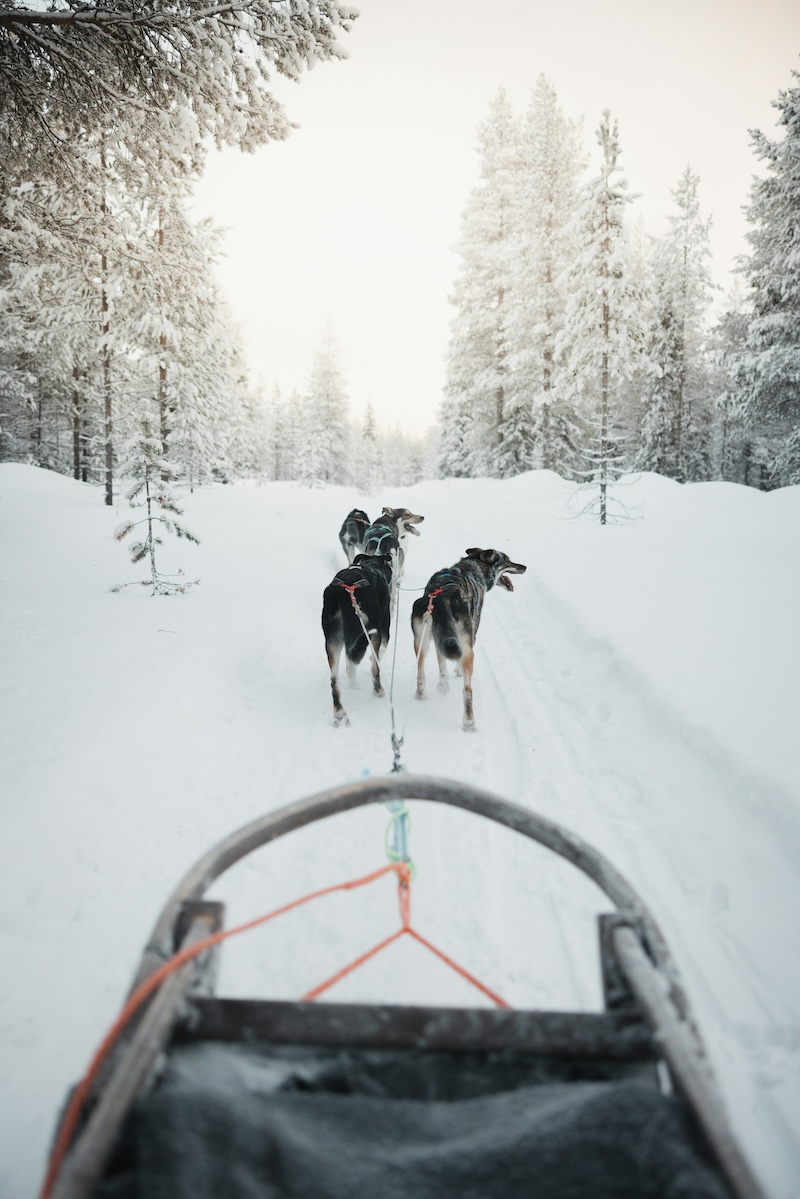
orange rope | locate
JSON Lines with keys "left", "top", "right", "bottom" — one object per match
{"left": 405, "top": 928, "right": 510, "bottom": 1009}
{"left": 301, "top": 928, "right": 406, "bottom": 1001}
{"left": 39, "top": 862, "right": 404, "bottom": 1199}
{"left": 302, "top": 873, "right": 509, "bottom": 1009}
{"left": 41, "top": 860, "right": 509, "bottom": 1199}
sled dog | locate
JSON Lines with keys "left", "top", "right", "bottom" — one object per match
{"left": 411, "top": 548, "right": 527, "bottom": 731}
{"left": 362, "top": 507, "right": 424, "bottom": 574}
{"left": 338, "top": 509, "right": 371, "bottom": 565}
{"left": 322, "top": 553, "right": 394, "bottom": 727}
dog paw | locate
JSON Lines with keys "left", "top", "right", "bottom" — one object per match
{"left": 414, "top": 688, "right": 426, "bottom": 700}
{"left": 462, "top": 718, "right": 476, "bottom": 732}
{"left": 334, "top": 712, "right": 350, "bottom": 728}
{"left": 373, "top": 686, "right": 385, "bottom": 698}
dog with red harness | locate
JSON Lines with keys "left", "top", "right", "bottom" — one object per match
{"left": 411, "top": 548, "right": 527, "bottom": 730}
{"left": 322, "top": 553, "right": 394, "bottom": 726}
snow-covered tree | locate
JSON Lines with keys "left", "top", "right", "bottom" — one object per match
{"left": 303, "top": 323, "right": 350, "bottom": 484}
{"left": 113, "top": 414, "right": 199, "bottom": 595}
{"left": 440, "top": 89, "right": 518, "bottom": 477}
{"left": 504, "top": 76, "right": 584, "bottom": 477}
{"left": 638, "top": 167, "right": 715, "bottom": 481}
{"left": 558, "top": 111, "right": 651, "bottom": 523}
{"left": 735, "top": 68, "right": 800, "bottom": 487}
{"left": 0, "top": 1, "right": 357, "bottom": 188}
{"left": 352, "top": 401, "right": 383, "bottom": 493}
{"left": 708, "top": 282, "right": 755, "bottom": 483}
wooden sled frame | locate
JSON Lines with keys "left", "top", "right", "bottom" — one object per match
{"left": 50, "top": 774, "right": 766, "bottom": 1199}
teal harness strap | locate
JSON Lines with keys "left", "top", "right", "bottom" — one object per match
{"left": 366, "top": 526, "right": 395, "bottom": 553}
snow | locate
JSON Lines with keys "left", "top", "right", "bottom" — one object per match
{"left": 1, "top": 461, "right": 799, "bottom": 1199}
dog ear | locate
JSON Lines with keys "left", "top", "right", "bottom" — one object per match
{"left": 465, "top": 547, "right": 483, "bottom": 558}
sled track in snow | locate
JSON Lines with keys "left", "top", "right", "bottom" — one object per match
{"left": 477, "top": 574, "right": 800, "bottom": 1196}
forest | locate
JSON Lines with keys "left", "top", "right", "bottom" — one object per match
{"left": 1, "top": 4, "right": 798, "bottom": 501}
{"left": 439, "top": 78, "right": 800, "bottom": 500}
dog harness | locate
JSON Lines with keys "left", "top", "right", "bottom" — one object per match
{"left": 336, "top": 579, "right": 367, "bottom": 614}
{"left": 423, "top": 571, "right": 457, "bottom": 615}
{"left": 424, "top": 588, "right": 444, "bottom": 616}
{"left": 365, "top": 525, "right": 395, "bottom": 553}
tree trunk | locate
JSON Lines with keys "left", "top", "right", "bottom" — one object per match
{"left": 600, "top": 343, "right": 609, "bottom": 527}
{"left": 72, "top": 363, "right": 82, "bottom": 480}
{"left": 100, "top": 161, "right": 113, "bottom": 507}
{"left": 102, "top": 265, "right": 113, "bottom": 506}
{"left": 145, "top": 473, "right": 159, "bottom": 593}
{"left": 157, "top": 209, "right": 170, "bottom": 473}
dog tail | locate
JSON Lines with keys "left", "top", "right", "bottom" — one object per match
{"left": 431, "top": 606, "right": 462, "bottom": 661}
{"left": 344, "top": 616, "right": 368, "bottom": 662}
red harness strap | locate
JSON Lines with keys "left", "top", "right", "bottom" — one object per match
{"left": 338, "top": 581, "right": 362, "bottom": 612}
{"left": 425, "top": 587, "right": 445, "bottom": 616}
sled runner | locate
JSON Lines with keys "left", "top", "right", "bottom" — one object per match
{"left": 43, "top": 776, "right": 765, "bottom": 1199}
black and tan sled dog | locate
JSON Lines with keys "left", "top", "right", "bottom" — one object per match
{"left": 362, "top": 506, "right": 425, "bottom": 575}
{"left": 322, "top": 553, "right": 393, "bottom": 726}
{"left": 338, "top": 509, "right": 371, "bottom": 565}
{"left": 411, "top": 548, "right": 527, "bottom": 730}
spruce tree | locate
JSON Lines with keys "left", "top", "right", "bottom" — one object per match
{"left": 709, "top": 283, "right": 753, "bottom": 483}
{"left": 638, "top": 167, "right": 714, "bottom": 481}
{"left": 440, "top": 89, "right": 518, "bottom": 477}
{"left": 558, "top": 111, "right": 651, "bottom": 523}
{"left": 504, "top": 76, "right": 583, "bottom": 478}
{"left": 736, "top": 69, "right": 800, "bottom": 486}
{"left": 304, "top": 323, "right": 350, "bottom": 484}
{"left": 113, "top": 414, "right": 199, "bottom": 595}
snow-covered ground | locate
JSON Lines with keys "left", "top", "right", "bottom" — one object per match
{"left": 1, "top": 462, "right": 799, "bottom": 1199}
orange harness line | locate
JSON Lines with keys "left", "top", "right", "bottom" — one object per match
{"left": 425, "top": 586, "right": 445, "bottom": 615}
{"left": 302, "top": 872, "right": 509, "bottom": 1009}
{"left": 337, "top": 580, "right": 363, "bottom": 612}
{"left": 40, "top": 862, "right": 508, "bottom": 1199}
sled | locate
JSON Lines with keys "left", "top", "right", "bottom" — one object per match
{"left": 43, "top": 775, "right": 765, "bottom": 1199}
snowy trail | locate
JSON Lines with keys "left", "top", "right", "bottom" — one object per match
{"left": 473, "top": 573, "right": 800, "bottom": 1199}
{"left": 2, "top": 467, "right": 800, "bottom": 1199}
{"left": 376, "top": 488, "right": 800, "bottom": 1196}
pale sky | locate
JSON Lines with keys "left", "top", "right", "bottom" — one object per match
{"left": 191, "top": 0, "right": 800, "bottom": 436}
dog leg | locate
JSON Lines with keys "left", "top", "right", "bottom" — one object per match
{"left": 370, "top": 633, "right": 385, "bottom": 697}
{"left": 346, "top": 655, "right": 358, "bottom": 689}
{"left": 326, "top": 642, "right": 349, "bottom": 727}
{"left": 413, "top": 617, "right": 430, "bottom": 699}
{"left": 435, "top": 645, "right": 450, "bottom": 695}
{"left": 461, "top": 645, "right": 476, "bottom": 731}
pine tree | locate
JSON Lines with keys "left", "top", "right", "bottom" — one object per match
{"left": 709, "top": 282, "right": 753, "bottom": 483}
{"left": 440, "top": 89, "right": 518, "bottom": 477}
{"left": 638, "top": 167, "right": 714, "bottom": 481}
{"left": 356, "top": 401, "right": 383, "bottom": 493}
{"left": 1, "top": 3, "right": 357, "bottom": 190}
{"left": 304, "top": 323, "right": 350, "bottom": 484}
{"left": 735, "top": 69, "right": 800, "bottom": 487}
{"left": 503, "top": 76, "right": 584, "bottom": 477}
{"left": 558, "top": 111, "right": 651, "bottom": 523}
{"left": 113, "top": 414, "right": 199, "bottom": 595}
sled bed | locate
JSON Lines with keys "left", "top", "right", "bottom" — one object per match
{"left": 46, "top": 776, "right": 765, "bottom": 1199}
